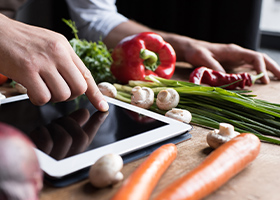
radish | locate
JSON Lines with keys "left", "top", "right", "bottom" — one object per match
{"left": 0, "top": 122, "right": 43, "bottom": 200}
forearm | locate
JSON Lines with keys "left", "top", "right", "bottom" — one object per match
{"left": 103, "top": 19, "right": 194, "bottom": 61}
{"left": 102, "top": 16, "right": 280, "bottom": 85}
{"left": 153, "top": 30, "right": 196, "bottom": 61}
{"left": 103, "top": 20, "right": 151, "bottom": 49}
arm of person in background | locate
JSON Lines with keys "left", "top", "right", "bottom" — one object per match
{"left": 0, "top": 14, "right": 108, "bottom": 111}
{"left": 66, "top": 0, "right": 280, "bottom": 84}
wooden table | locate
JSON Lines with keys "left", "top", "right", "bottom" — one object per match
{"left": 37, "top": 66, "right": 280, "bottom": 200}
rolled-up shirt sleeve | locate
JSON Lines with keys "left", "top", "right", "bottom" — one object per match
{"left": 66, "top": 0, "right": 128, "bottom": 42}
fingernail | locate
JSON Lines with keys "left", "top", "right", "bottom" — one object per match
{"left": 99, "top": 100, "right": 109, "bottom": 112}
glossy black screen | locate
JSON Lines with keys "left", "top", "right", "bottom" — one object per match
{"left": 0, "top": 97, "right": 167, "bottom": 160}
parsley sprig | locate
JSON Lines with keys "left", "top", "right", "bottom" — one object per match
{"left": 63, "top": 19, "right": 115, "bottom": 84}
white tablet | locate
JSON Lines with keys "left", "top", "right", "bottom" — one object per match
{"left": 0, "top": 94, "right": 192, "bottom": 180}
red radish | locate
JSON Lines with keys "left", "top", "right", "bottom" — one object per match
{"left": 0, "top": 122, "right": 43, "bottom": 200}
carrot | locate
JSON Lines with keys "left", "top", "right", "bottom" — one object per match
{"left": 154, "top": 133, "right": 261, "bottom": 200}
{"left": 111, "top": 143, "right": 177, "bottom": 200}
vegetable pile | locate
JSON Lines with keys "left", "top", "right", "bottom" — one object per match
{"left": 112, "top": 75, "right": 280, "bottom": 145}
{"left": 62, "top": 20, "right": 280, "bottom": 145}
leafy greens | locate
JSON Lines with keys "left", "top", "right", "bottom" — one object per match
{"left": 63, "top": 19, "right": 115, "bottom": 84}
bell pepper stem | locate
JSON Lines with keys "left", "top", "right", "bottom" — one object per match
{"left": 251, "top": 72, "right": 264, "bottom": 84}
{"left": 140, "top": 49, "right": 159, "bottom": 71}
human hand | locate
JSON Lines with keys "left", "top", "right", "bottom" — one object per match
{"left": 0, "top": 14, "right": 108, "bottom": 111}
{"left": 29, "top": 108, "right": 108, "bottom": 160}
{"left": 170, "top": 35, "right": 280, "bottom": 84}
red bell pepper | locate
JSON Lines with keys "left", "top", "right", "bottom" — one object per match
{"left": 189, "top": 66, "right": 264, "bottom": 89}
{"left": 110, "top": 32, "right": 176, "bottom": 83}
{"left": 0, "top": 73, "right": 8, "bottom": 85}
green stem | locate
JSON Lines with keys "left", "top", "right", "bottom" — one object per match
{"left": 116, "top": 92, "right": 131, "bottom": 103}
{"left": 140, "top": 49, "right": 159, "bottom": 71}
{"left": 115, "top": 75, "right": 280, "bottom": 145}
{"left": 251, "top": 73, "right": 264, "bottom": 84}
{"left": 114, "top": 83, "right": 133, "bottom": 93}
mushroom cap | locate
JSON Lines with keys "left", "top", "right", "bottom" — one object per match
{"left": 98, "top": 82, "right": 117, "bottom": 98}
{"left": 0, "top": 92, "right": 5, "bottom": 100}
{"left": 165, "top": 108, "right": 192, "bottom": 123}
{"left": 207, "top": 123, "right": 240, "bottom": 149}
{"left": 131, "top": 86, "right": 154, "bottom": 109}
{"left": 156, "top": 88, "right": 180, "bottom": 110}
{"left": 89, "top": 154, "right": 123, "bottom": 188}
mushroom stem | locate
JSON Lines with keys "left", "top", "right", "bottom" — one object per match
{"left": 206, "top": 123, "right": 240, "bottom": 149}
{"left": 218, "top": 123, "right": 235, "bottom": 136}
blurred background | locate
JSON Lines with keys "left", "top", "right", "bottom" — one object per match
{"left": 259, "top": 0, "right": 280, "bottom": 64}
{"left": 14, "top": 0, "right": 280, "bottom": 63}
{"left": 260, "top": 0, "right": 280, "bottom": 48}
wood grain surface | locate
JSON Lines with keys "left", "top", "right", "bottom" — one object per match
{"left": 5, "top": 66, "right": 278, "bottom": 200}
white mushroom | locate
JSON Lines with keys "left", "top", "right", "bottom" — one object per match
{"left": 0, "top": 92, "right": 6, "bottom": 100}
{"left": 207, "top": 123, "right": 240, "bottom": 149}
{"left": 165, "top": 108, "right": 192, "bottom": 123}
{"left": 156, "top": 88, "right": 180, "bottom": 110}
{"left": 15, "top": 83, "right": 27, "bottom": 94}
{"left": 98, "top": 82, "right": 117, "bottom": 98}
{"left": 131, "top": 86, "right": 154, "bottom": 109}
{"left": 89, "top": 154, "right": 123, "bottom": 188}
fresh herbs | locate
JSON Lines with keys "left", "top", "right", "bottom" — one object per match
{"left": 114, "top": 75, "right": 280, "bottom": 145}
{"left": 69, "top": 39, "right": 115, "bottom": 83}
{"left": 63, "top": 19, "right": 115, "bottom": 84}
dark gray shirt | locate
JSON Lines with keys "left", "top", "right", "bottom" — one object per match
{"left": 0, "top": 0, "right": 27, "bottom": 18}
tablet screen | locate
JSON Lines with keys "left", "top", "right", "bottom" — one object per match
{"left": 0, "top": 96, "right": 167, "bottom": 161}
{"left": 0, "top": 95, "right": 191, "bottom": 178}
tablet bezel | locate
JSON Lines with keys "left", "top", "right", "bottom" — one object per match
{"left": 1, "top": 94, "right": 192, "bottom": 178}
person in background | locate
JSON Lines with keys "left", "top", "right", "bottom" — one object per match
{"left": 0, "top": 0, "right": 109, "bottom": 111}
{"left": 66, "top": 0, "right": 280, "bottom": 84}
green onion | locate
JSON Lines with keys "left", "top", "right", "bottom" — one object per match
{"left": 114, "top": 75, "right": 280, "bottom": 145}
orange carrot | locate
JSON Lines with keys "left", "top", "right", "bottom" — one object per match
{"left": 111, "top": 143, "right": 177, "bottom": 200}
{"left": 154, "top": 133, "right": 261, "bottom": 200}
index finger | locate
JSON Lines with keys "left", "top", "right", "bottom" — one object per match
{"left": 72, "top": 52, "right": 109, "bottom": 112}
{"left": 238, "top": 49, "right": 270, "bottom": 84}
{"left": 263, "top": 53, "right": 280, "bottom": 80}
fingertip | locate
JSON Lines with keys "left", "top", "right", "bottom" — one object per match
{"left": 81, "top": 75, "right": 108, "bottom": 112}
{"left": 261, "top": 72, "right": 270, "bottom": 84}
{"left": 86, "top": 87, "right": 109, "bottom": 112}
{"left": 98, "top": 99, "right": 109, "bottom": 112}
